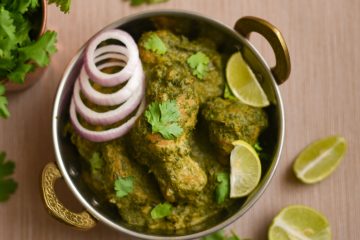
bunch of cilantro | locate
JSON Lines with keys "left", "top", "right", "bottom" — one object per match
{"left": 0, "top": 0, "right": 70, "bottom": 119}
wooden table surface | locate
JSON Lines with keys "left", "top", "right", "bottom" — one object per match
{"left": 1, "top": 0, "right": 359, "bottom": 239}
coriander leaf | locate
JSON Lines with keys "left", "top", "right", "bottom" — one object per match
{"left": 143, "top": 33, "right": 167, "bottom": 55}
{"left": 48, "top": 0, "right": 71, "bottom": 13}
{"left": 8, "top": 0, "right": 38, "bottom": 14}
{"left": 215, "top": 172, "right": 230, "bottom": 204}
{"left": 7, "top": 63, "right": 33, "bottom": 84}
{"left": 10, "top": 12, "right": 31, "bottom": 46}
{"left": 224, "top": 83, "right": 237, "bottom": 101}
{"left": 18, "top": 30, "right": 57, "bottom": 67}
{"left": 114, "top": 176, "right": 134, "bottom": 198}
{"left": 253, "top": 142, "right": 263, "bottom": 152}
{"left": 129, "top": 0, "right": 169, "bottom": 6}
{"left": 202, "top": 230, "right": 225, "bottom": 240}
{"left": 130, "top": 0, "right": 145, "bottom": 5}
{"left": 0, "top": 7, "right": 15, "bottom": 40}
{"left": 0, "top": 85, "right": 10, "bottom": 119}
{"left": 89, "top": 152, "right": 103, "bottom": 173}
{"left": 201, "top": 230, "right": 249, "bottom": 240}
{"left": 0, "top": 152, "right": 17, "bottom": 202}
{"left": 151, "top": 202, "right": 172, "bottom": 219}
{"left": 187, "top": 51, "right": 210, "bottom": 79}
{"left": 145, "top": 100, "right": 183, "bottom": 140}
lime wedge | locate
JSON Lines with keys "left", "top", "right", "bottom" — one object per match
{"left": 268, "top": 205, "right": 331, "bottom": 240}
{"left": 226, "top": 52, "right": 269, "bottom": 107}
{"left": 293, "top": 136, "right": 347, "bottom": 184}
{"left": 230, "top": 140, "right": 261, "bottom": 198}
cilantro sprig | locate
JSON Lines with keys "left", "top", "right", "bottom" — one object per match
{"left": 145, "top": 100, "right": 183, "bottom": 140}
{"left": 0, "top": 85, "right": 10, "bottom": 118}
{"left": 0, "top": 0, "right": 71, "bottom": 119}
{"left": 224, "top": 83, "right": 237, "bottom": 101}
{"left": 114, "top": 176, "right": 134, "bottom": 198}
{"left": 89, "top": 152, "right": 103, "bottom": 173}
{"left": 151, "top": 202, "right": 173, "bottom": 219}
{"left": 215, "top": 172, "right": 230, "bottom": 204}
{"left": 128, "top": 0, "right": 169, "bottom": 6}
{"left": 48, "top": 0, "right": 72, "bottom": 13}
{"left": 202, "top": 230, "right": 250, "bottom": 240}
{"left": 187, "top": 51, "right": 210, "bottom": 79}
{"left": 0, "top": 152, "right": 17, "bottom": 202}
{"left": 143, "top": 33, "right": 167, "bottom": 55}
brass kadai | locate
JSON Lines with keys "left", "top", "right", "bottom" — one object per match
{"left": 41, "top": 10, "right": 290, "bottom": 240}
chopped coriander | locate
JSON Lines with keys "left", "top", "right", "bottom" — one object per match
{"left": 201, "top": 230, "right": 249, "bottom": 240}
{"left": 151, "top": 202, "right": 172, "bottom": 219}
{"left": 89, "top": 152, "right": 103, "bottom": 173}
{"left": 215, "top": 172, "right": 230, "bottom": 204}
{"left": 187, "top": 51, "right": 210, "bottom": 79}
{"left": 224, "top": 83, "right": 237, "bottom": 101}
{"left": 253, "top": 142, "right": 270, "bottom": 161}
{"left": 47, "top": 0, "right": 72, "bottom": 13}
{"left": 114, "top": 176, "right": 134, "bottom": 198}
{"left": 253, "top": 142, "right": 263, "bottom": 152}
{"left": 129, "top": 0, "right": 169, "bottom": 6}
{"left": 18, "top": 31, "right": 58, "bottom": 68}
{"left": 0, "top": 152, "right": 17, "bottom": 202}
{"left": 0, "top": 85, "right": 10, "bottom": 119}
{"left": 145, "top": 100, "right": 183, "bottom": 140}
{"left": 143, "top": 33, "right": 167, "bottom": 55}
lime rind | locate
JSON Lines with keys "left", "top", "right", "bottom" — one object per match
{"left": 226, "top": 52, "right": 270, "bottom": 107}
{"left": 230, "top": 141, "right": 262, "bottom": 198}
{"left": 293, "top": 136, "right": 347, "bottom": 184}
{"left": 268, "top": 205, "right": 331, "bottom": 240}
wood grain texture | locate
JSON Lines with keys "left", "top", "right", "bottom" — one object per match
{"left": 1, "top": 0, "right": 359, "bottom": 239}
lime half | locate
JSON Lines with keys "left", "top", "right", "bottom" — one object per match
{"left": 269, "top": 205, "right": 331, "bottom": 240}
{"left": 230, "top": 140, "right": 261, "bottom": 198}
{"left": 293, "top": 136, "right": 347, "bottom": 184}
{"left": 226, "top": 52, "right": 269, "bottom": 107}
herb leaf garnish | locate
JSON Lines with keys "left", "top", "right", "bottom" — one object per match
{"left": 114, "top": 176, "right": 134, "bottom": 198}
{"left": 0, "top": 85, "right": 10, "bottom": 119}
{"left": 47, "top": 0, "right": 72, "bottom": 13}
{"left": 89, "top": 152, "right": 103, "bottom": 173}
{"left": 187, "top": 51, "right": 210, "bottom": 79}
{"left": 151, "top": 202, "right": 172, "bottom": 219}
{"left": 129, "top": 0, "right": 169, "bottom": 6}
{"left": 215, "top": 172, "right": 230, "bottom": 204}
{"left": 0, "top": 152, "right": 17, "bottom": 202}
{"left": 201, "top": 230, "right": 248, "bottom": 240}
{"left": 145, "top": 100, "right": 183, "bottom": 140}
{"left": 224, "top": 83, "right": 237, "bottom": 101}
{"left": 143, "top": 33, "right": 167, "bottom": 55}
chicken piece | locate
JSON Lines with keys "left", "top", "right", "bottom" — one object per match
{"left": 201, "top": 97, "right": 268, "bottom": 164}
{"left": 127, "top": 30, "right": 217, "bottom": 202}
{"left": 139, "top": 30, "right": 224, "bottom": 104}
{"left": 100, "top": 140, "right": 164, "bottom": 227}
{"left": 129, "top": 89, "right": 207, "bottom": 202}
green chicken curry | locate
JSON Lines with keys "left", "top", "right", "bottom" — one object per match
{"left": 67, "top": 30, "right": 268, "bottom": 231}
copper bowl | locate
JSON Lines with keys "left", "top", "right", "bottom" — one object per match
{"left": 41, "top": 10, "right": 290, "bottom": 240}
{"left": 2, "top": 0, "right": 47, "bottom": 92}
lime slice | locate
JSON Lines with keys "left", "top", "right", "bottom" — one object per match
{"left": 293, "top": 136, "right": 347, "bottom": 184}
{"left": 226, "top": 52, "right": 270, "bottom": 107}
{"left": 268, "top": 205, "right": 331, "bottom": 240}
{"left": 230, "top": 140, "right": 261, "bottom": 198}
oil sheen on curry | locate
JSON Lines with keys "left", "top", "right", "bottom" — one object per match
{"left": 67, "top": 29, "right": 269, "bottom": 231}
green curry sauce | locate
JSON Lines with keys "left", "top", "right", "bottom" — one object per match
{"left": 67, "top": 30, "right": 268, "bottom": 231}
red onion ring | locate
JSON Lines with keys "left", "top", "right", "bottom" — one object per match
{"left": 80, "top": 52, "right": 141, "bottom": 106}
{"left": 73, "top": 65, "right": 145, "bottom": 125}
{"left": 84, "top": 30, "right": 139, "bottom": 87}
{"left": 70, "top": 98, "right": 146, "bottom": 142}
